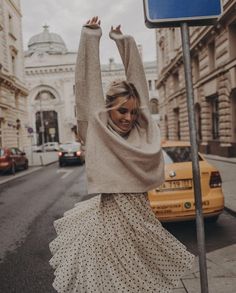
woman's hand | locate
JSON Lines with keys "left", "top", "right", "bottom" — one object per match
{"left": 85, "top": 16, "right": 101, "bottom": 29}
{"left": 110, "top": 25, "right": 122, "bottom": 35}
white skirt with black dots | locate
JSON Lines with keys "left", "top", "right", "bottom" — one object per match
{"left": 49, "top": 193, "right": 195, "bottom": 293}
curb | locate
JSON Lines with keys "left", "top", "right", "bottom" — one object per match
{"left": 224, "top": 206, "right": 236, "bottom": 217}
{"left": 204, "top": 155, "right": 236, "bottom": 165}
{"left": 0, "top": 161, "right": 58, "bottom": 185}
{"left": 0, "top": 166, "right": 42, "bottom": 185}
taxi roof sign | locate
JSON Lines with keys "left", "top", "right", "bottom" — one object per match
{"left": 143, "top": 0, "right": 223, "bottom": 28}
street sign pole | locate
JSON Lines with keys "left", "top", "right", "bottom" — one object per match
{"left": 180, "top": 22, "right": 209, "bottom": 293}
{"left": 143, "top": 2, "right": 222, "bottom": 291}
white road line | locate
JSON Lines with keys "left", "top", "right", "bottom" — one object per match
{"left": 56, "top": 169, "right": 74, "bottom": 179}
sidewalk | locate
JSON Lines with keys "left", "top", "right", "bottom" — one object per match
{"left": 174, "top": 244, "right": 236, "bottom": 293}
{"left": 175, "top": 154, "right": 236, "bottom": 293}
{"left": 204, "top": 154, "right": 236, "bottom": 215}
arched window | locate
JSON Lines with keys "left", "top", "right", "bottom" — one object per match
{"left": 35, "top": 90, "right": 56, "bottom": 101}
{"left": 35, "top": 110, "right": 59, "bottom": 145}
{"left": 150, "top": 98, "right": 159, "bottom": 114}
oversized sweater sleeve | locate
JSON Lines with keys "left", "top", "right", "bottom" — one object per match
{"left": 75, "top": 26, "right": 104, "bottom": 143}
{"left": 110, "top": 32, "right": 149, "bottom": 108}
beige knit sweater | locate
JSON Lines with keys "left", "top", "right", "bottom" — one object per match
{"left": 75, "top": 26, "right": 164, "bottom": 194}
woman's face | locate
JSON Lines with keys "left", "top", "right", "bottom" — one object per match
{"left": 109, "top": 96, "right": 139, "bottom": 132}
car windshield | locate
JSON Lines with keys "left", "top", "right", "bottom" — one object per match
{"left": 60, "top": 143, "right": 81, "bottom": 151}
{"left": 163, "top": 146, "right": 203, "bottom": 164}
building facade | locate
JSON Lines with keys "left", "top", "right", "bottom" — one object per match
{"left": 0, "top": 0, "right": 28, "bottom": 149}
{"left": 25, "top": 27, "right": 160, "bottom": 145}
{"left": 156, "top": 0, "right": 236, "bottom": 157}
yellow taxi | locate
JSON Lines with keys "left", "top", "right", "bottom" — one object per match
{"left": 148, "top": 141, "right": 224, "bottom": 222}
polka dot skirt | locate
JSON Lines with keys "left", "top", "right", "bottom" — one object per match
{"left": 49, "top": 193, "right": 195, "bottom": 293}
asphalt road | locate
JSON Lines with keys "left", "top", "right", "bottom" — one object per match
{"left": 0, "top": 163, "right": 236, "bottom": 293}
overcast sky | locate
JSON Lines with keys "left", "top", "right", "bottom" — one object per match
{"left": 21, "top": 0, "right": 157, "bottom": 64}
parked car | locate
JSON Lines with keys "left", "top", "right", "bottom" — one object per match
{"left": 32, "top": 144, "right": 42, "bottom": 152}
{"left": 58, "top": 142, "right": 85, "bottom": 167}
{"left": 43, "top": 142, "right": 60, "bottom": 152}
{"left": 148, "top": 141, "right": 224, "bottom": 222}
{"left": 0, "top": 147, "right": 28, "bottom": 174}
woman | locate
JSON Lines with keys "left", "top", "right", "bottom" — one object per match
{"left": 49, "top": 17, "right": 195, "bottom": 293}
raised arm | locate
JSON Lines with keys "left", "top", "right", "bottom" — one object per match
{"left": 109, "top": 27, "right": 149, "bottom": 108}
{"left": 75, "top": 17, "right": 104, "bottom": 143}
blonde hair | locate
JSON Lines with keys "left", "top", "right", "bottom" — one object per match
{"left": 105, "top": 80, "right": 141, "bottom": 110}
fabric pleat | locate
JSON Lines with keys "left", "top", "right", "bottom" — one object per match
{"left": 49, "top": 193, "right": 195, "bottom": 293}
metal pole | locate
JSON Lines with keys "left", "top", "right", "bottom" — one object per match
{"left": 180, "top": 22, "right": 209, "bottom": 293}
{"left": 39, "top": 92, "right": 45, "bottom": 152}
{"left": 30, "top": 135, "right": 33, "bottom": 166}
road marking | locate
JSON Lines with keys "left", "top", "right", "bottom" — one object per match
{"left": 56, "top": 169, "right": 74, "bottom": 179}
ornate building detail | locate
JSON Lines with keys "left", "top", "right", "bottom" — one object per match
{"left": 25, "top": 29, "right": 160, "bottom": 144}
{"left": 0, "top": 0, "right": 29, "bottom": 149}
{"left": 156, "top": 0, "right": 236, "bottom": 157}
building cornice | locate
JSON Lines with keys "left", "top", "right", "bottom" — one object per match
{"left": 194, "top": 57, "right": 236, "bottom": 89}
{"left": 157, "top": 0, "right": 236, "bottom": 88}
{"left": 0, "top": 72, "right": 28, "bottom": 96}
{"left": 7, "top": 0, "right": 22, "bottom": 16}
{"left": 25, "top": 64, "right": 75, "bottom": 76}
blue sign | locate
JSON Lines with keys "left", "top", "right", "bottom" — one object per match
{"left": 27, "top": 127, "right": 34, "bottom": 134}
{"left": 143, "top": 0, "right": 222, "bottom": 27}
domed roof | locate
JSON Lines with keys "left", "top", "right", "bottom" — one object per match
{"left": 27, "top": 25, "right": 67, "bottom": 54}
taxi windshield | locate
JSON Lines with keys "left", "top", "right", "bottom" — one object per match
{"left": 163, "top": 146, "right": 203, "bottom": 164}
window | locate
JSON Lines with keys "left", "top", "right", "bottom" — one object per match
{"left": 148, "top": 80, "right": 152, "bottom": 90}
{"left": 195, "top": 103, "right": 202, "bottom": 141}
{"left": 193, "top": 55, "right": 200, "bottom": 82}
{"left": 228, "top": 22, "right": 236, "bottom": 59}
{"left": 35, "top": 91, "right": 56, "bottom": 101}
{"left": 174, "top": 107, "right": 181, "bottom": 140}
{"left": 8, "top": 14, "right": 13, "bottom": 35}
{"left": 154, "top": 80, "right": 158, "bottom": 90}
{"left": 231, "top": 91, "right": 236, "bottom": 141}
{"left": 165, "top": 115, "right": 169, "bottom": 140}
{"left": 169, "top": 28, "right": 176, "bottom": 58}
{"left": 173, "top": 71, "right": 179, "bottom": 91}
{"left": 208, "top": 96, "right": 219, "bottom": 139}
{"left": 0, "top": 120, "right": 2, "bottom": 147}
{"left": 212, "top": 98, "right": 219, "bottom": 139}
{"left": 159, "top": 36, "right": 165, "bottom": 69}
{"left": 10, "top": 148, "right": 17, "bottom": 155}
{"left": 150, "top": 99, "right": 159, "bottom": 114}
{"left": 11, "top": 55, "right": 16, "bottom": 74}
{"left": 74, "top": 105, "right": 77, "bottom": 117}
{"left": 208, "top": 41, "right": 216, "bottom": 71}
{"left": 163, "top": 147, "right": 203, "bottom": 164}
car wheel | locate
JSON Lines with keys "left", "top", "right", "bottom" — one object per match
{"left": 24, "top": 161, "right": 29, "bottom": 170}
{"left": 10, "top": 163, "right": 16, "bottom": 175}
{"left": 80, "top": 158, "right": 85, "bottom": 165}
{"left": 59, "top": 161, "right": 64, "bottom": 167}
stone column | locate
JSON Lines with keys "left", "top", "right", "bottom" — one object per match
{"left": 218, "top": 73, "right": 232, "bottom": 147}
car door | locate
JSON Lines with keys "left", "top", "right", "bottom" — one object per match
{"left": 15, "top": 148, "right": 25, "bottom": 167}
{"left": 9, "top": 148, "right": 18, "bottom": 167}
